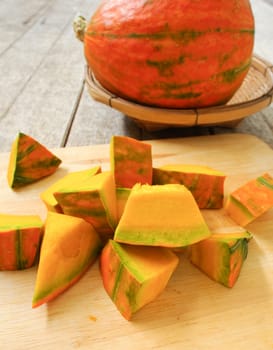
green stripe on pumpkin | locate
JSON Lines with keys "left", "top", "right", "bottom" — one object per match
{"left": 229, "top": 195, "right": 254, "bottom": 221}
{"left": 146, "top": 55, "right": 185, "bottom": 77}
{"left": 86, "top": 27, "right": 254, "bottom": 44}
{"left": 111, "top": 262, "right": 124, "bottom": 301}
{"left": 218, "top": 60, "right": 251, "bottom": 83}
{"left": 15, "top": 230, "right": 28, "bottom": 270}
{"left": 257, "top": 175, "right": 273, "bottom": 190}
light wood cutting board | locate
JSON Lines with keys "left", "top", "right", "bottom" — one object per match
{"left": 0, "top": 133, "right": 272, "bottom": 350}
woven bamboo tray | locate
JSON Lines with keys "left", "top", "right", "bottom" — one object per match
{"left": 85, "top": 54, "right": 273, "bottom": 130}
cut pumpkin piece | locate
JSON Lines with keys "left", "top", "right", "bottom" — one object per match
{"left": 110, "top": 135, "right": 153, "bottom": 188}
{"left": 114, "top": 183, "right": 211, "bottom": 248}
{"left": 189, "top": 229, "right": 252, "bottom": 288}
{"left": 32, "top": 212, "right": 102, "bottom": 308}
{"left": 225, "top": 173, "right": 273, "bottom": 226}
{"left": 100, "top": 239, "right": 179, "bottom": 320}
{"left": 40, "top": 166, "right": 101, "bottom": 213}
{"left": 153, "top": 164, "right": 226, "bottom": 209}
{"left": 0, "top": 213, "right": 43, "bottom": 271}
{"left": 53, "top": 171, "right": 117, "bottom": 243}
{"left": 7, "top": 132, "right": 62, "bottom": 188}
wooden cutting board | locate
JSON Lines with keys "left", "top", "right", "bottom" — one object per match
{"left": 0, "top": 133, "right": 272, "bottom": 350}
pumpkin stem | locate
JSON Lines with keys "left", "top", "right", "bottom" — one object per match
{"left": 73, "top": 15, "right": 87, "bottom": 42}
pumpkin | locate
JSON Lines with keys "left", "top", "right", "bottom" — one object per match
{"left": 114, "top": 183, "right": 211, "bottom": 248}
{"left": 100, "top": 239, "right": 179, "bottom": 320}
{"left": 0, "top": 214, "right": 43, "bottom": 271}
{"left": 153, "top": 164, "right": 226, "bottom": 209}
{"left": 53, "top": 171, "right": 118, "bottom": 243}
{"left": 190, "top": 229, "right": 252, "bottom": 288}
{"left": 225, "top": 173, "right": 273, "bottom": 226}
{"left": 110, "top": 135, "right": 153, "bottom": 188}
{"left": 40, "top": 166, "right": 101, "bottom": 213}
{"left": 32, "top": 212, "right": 102, "bottom": 308}
{"left": 79, "top": 0, "right": 254, "bottom": 108}
{"left": 7, "top": 132, "right": 62, "bottom": 188}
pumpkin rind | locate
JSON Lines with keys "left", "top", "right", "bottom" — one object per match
{"left": 0, "top": 214, "right": 43, "bottom": 271}
{"left": 153, "top": 164, "right": 226, "bottom": 209}
{"left": 110, "top": 135, "right": 153, "bottom": 188}
{"left": 190, "top": 230, "right": 252, "bottom": 287}
{"left": 84, "top": 0, "right": 255, "bottom": 108}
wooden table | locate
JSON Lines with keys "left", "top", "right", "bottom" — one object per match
{"left": 0, "top": 0, "right": 273, "bottom": 152}
{"left": 0, "top": 133, "right": 273, "bottom": 349}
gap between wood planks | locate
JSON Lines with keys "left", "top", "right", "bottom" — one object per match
{"left": 60, "top": 75, "right": 85, "bottom": 147}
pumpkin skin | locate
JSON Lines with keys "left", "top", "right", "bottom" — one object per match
{"left": 110, "top": 135, "right": 153, "bottom": 188}
{"left": 84, "top": 0, "right": 255, "bottom": 108}
{"left": 0, "top": 214, "right": 43, "bottom": 271}
{"left": 153, "top": 164, "right": 226, "bottom": 209}
{"left": 190, "top": 230, "right": 252, "bottom": 288}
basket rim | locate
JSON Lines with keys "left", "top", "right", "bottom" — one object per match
{"left": 85, "top": 54, "right": 273, "bottom": 127}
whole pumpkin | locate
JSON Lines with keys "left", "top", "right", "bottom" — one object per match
{"left": 83, "top": 0, "right": 255, "bottom": 109}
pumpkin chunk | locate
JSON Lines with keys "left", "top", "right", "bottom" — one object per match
{"left": 114, "top": 183, "right": 211, "bottom": 248}
{"left": 100, "top": 239, "right": 179, "bottom": 320}
{"left": 0, "top": 213, "right": 43, "bottom": 271}
{"left": 7, "top": 132, "right": 62, "bottom": 188}
{"left": 225, "top": 173, "right": 273, "bottom": 226}
{"left": 32, "top": 212, "right": 102, "bottom": 308}
{"left": 40, "top": 166, "right": 101, "bottom": 213}
{"left": 110, "top": 135, "right": 153, "bottom": 188}
{"left": 153, "top": 164, "right": 226, "bottom": 208}
{"left": 53, "top": 171, "right": 117, "bottom": 243}
{"left": 189, "top": 229, "right": 252, "bottom": 288}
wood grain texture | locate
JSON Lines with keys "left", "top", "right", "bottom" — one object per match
{"left": 0, "top": 134, "right": 272, "bottom": 350}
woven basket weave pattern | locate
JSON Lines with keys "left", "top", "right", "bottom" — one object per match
{"left": 86, "top": 55, "right": 273, "bottom": 130}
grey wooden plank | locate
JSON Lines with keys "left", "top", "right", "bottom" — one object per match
{"left": 0, "top": 0, "right": 98, "bottom": 152}
{"left": 251, "top": 0, "right": 273, "bottom": 63}
{"left": 0, "top": 0, "right": 53, "bottom": 56}
{"left": 64, "top": 85, "right": 142, "bottom": 147}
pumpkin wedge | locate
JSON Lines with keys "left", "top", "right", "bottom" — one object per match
{"left": 189, "top": 229, "right": 252, "bottom": 288}
{"left": 53, "top": 171, "right": 118, "bottom": 243}
{"left": 110, "top": 135, "right": 153, "bottom": 188}
{"left": 7, "top": 132, "right": 62, "bottom": 188}
{"left": 225, "top": 173, "right": 273, "bottom": 226}
{"left": 0, "top": 213, "right": 43, "bottom": 271}
{"left": 32, "top": 212, "right": 102, "bottom": 308}
{"left": 100, "top": 239, "right": 179, "bottom": 320}
{"left": 153, "top": 164, "right": 226, "bottom": 209}
{"left": 114, "top": 183, "right": 211, "bottom": 248}
{"left": 40, "top": 166, "right": 101, "bottom": 213}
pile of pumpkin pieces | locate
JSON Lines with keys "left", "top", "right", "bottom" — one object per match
{"left": 1, "top": 132, "right": 273, "bottom": 320}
